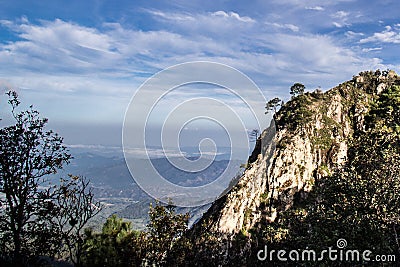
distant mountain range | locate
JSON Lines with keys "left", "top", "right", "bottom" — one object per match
{"left": 51, "top": 146, "right": 245, "bottom": 228}
{"left": 61, "top": 147, "right": 243, "bottom": 194}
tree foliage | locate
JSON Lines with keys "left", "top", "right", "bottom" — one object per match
{"left": 81, "top": 215, "right": 145, "bottom": 267}
{"left": 300, "top": 129, "right": 400, "bottom": 259}
{"left": 81, "top": 202, "right": 189, "bottom": 267}
{"left": 365, "top": 84, "right": 400, "bottom": 132}
{"left": 0, "top": 91, "right": 101, "bottom": 266}
{"left": 276, "top": 94, "right": 314, "bottom": 132}
{"left": 55, "top": 175, "right": 102, "bottom": 266}
{"left": 290, "top": 82, "right": 305, "bottom": 97}
{"left": 146, "top": 202, "right": 189, "bottom": 265}
{"left": 265, "top": 97, "right": 282, "bottom": 114}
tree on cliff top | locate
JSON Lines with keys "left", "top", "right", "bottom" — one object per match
{"left": 290, "top": 82, "right": 305, "bottom": 97}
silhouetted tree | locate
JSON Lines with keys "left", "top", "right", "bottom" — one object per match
{"left": 55, "top": 175, "right": 102, "bottom": 267}
{"left": 0, "top": 91, "right": 101, "bottom": 266}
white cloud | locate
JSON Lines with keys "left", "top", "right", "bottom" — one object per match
{"left": 266, "top": 22, "right": 300, "bottom": 32}
{"left": 146, "top": 10, "right": 195, "bottom": 22}
{"left": 0, "top": 15, "right": 393, "bottom": 103}
{"left": 331, "top": 10, "right": 350, "bottom": 28}
{"left": 305, "top": 6, "right": 325, "bottom": 11}
{"left": 0, "top": 18, "right": 237, "bottom": 83}
{"left": 146, "top": 10, "right": 257, "bottom": 49}
{"left": 333, "top": 22, "right": 344, "bottom": 28}
{"left": 332, "top": 11, "right": 349, "bottom": 19}
{"left": 360, "top": 25, "right": 400, "bottom": 44}
{"left": 265, "top": 34, "right": 363, "bottom": 69}
{"left": 362, "top": 47, "right": 382, "bottom": 52}
{"left": 211, "top": 11, "right": 255, "bottom": 23}
{"left": 149, "top": 10, "right": 255, "bottom": 24}
{"left": 345, "top": 31, "right": 364, "bottom": 38}
{"left": 0, "top": 19, "right": 122, "bottom": 76}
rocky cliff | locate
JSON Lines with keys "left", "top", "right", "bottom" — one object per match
{"left": 194, "top": 70, "right": 399, "bottom": 235}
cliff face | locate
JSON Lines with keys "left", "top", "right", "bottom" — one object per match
{"left": 198, "top": 70, "right": 399, "bottom": 235}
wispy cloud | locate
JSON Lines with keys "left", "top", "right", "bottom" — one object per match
{"left": 362, "top": 47, "right": 382, "bottom": 52}
{"left": 305, "top": 6, "right": 325, "bottom": 11}
{"left": 0, "top": 18, "right": 234, "bottom": 91}
{"left": 345, "top": 31, "right": 365, "bottom": 38}
{"left": 0, "top": 19, "right": 125, "bottom": 76}
{"left": 146, "top": 10, "right": 196, "bottom": 22}
{"left": 265, "top": 22, "right": 300, "bottom": 32}
{"left": 331, "top": 11, "right": 350, "bottom": 28}
{"left": 0, "top": 13, "right": 389, "bottom": 99}
{"left": 332, "top": 11, "right": 349, "bottom": 19}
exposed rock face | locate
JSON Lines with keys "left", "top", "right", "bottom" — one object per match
{"left": 212, "top": 94, "right": 351, "bottom": 233}
{"left": 377, "top": 83, "right": 387, "bottom": 94}
{"left": 355, "top": 76, "right": 364, "bottom": 83}
{"left": 214, "top": 122, "right": 276, "bottom": 233}
{"left": 388, "top": 70, "right": 397, "bottom": 79}
{"left": 195, "top": 71, "right": 399, "bottom": 235}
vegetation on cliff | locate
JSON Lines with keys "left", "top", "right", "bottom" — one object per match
{"left": 181, "top": 70, "right": 400, "bottom": 266}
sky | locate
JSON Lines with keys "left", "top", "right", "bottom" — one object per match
{"left": 0, "top": 0, "right": 399, "bottom": 150}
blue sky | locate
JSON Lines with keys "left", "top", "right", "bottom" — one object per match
{"left": 0, "top": 0, "right": 399, "bottom": 148}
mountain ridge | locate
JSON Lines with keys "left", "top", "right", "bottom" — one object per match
{"left": 191, "top": 69, "right": 400, "bottom": 236}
